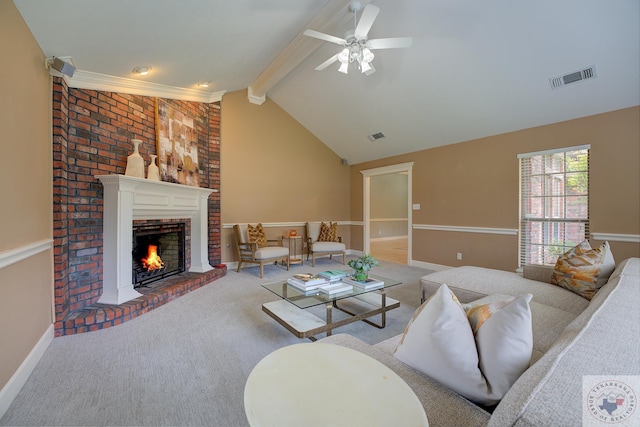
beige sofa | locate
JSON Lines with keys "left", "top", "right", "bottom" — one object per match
{"left": 319, "top": 257, "right": 640, "bottom": 426}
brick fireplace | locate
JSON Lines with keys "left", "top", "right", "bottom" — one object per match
{"left": 52, "top": 78, "right": 224, "bottom": 336}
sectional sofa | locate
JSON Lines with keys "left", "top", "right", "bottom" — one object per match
{"left": 319, "top": 257, "right": 640, "bottom": 426}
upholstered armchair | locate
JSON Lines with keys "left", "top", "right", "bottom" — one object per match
{"left": 233, "top": 224, "right": 290, "bottom": 278}
{"left": 305, "top": 221, "right": 346, "bottom": 267}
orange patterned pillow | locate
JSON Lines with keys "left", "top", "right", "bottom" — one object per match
{"left": 317, "top": 221, "right": 338, "bottom": 242}
{"left": 550, "top": 240, "right": 615, "bottom": 300}
{"left": 247, "top": 223, "right": 268, "bottom": 248}
{"left": 328, "top": 222, "right": 338, "bottom": 242}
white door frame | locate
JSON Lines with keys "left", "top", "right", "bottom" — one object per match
{"left": 360, "top": 162, "right": 414, "bottom": 263}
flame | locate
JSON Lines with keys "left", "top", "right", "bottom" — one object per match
{"left": 142, "top": 245, "right": 164, "bottom": 271}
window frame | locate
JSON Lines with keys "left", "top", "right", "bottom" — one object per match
{"left": 518, "top": 144, "right": 590, "bottom": 267}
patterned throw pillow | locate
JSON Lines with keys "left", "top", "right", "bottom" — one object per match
{"left": 318, "top": 221, "right": 338, "bottom": 242}
{"left": 550, "top": 240, "right": 616, "bottom": 300}
{"left": 247, "top": 223, "right": 268, "bottom": 248}
{"left": 328, "top": 222, "right": 338, "bottom": 242}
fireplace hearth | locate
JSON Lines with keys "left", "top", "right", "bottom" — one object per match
{"left": 133, "top": 222, "right": 186, "bottom": 287}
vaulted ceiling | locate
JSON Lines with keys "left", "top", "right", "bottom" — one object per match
{"left": 14, "top": 0, "right": 640, "bottom": 164}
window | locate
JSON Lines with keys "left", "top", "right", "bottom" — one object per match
{"left": 518, "top": 145, "right": 589, "bottom": 266}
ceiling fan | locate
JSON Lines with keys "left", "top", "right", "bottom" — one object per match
{"left": 304, "top": 1, "right": 412, "bottom": 76}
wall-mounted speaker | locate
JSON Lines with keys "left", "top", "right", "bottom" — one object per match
{"left": 47, "top": 57, "right": 76, "bottom": 78}
{"left": 341, "top": 159, "right": 349, "bottom": 165}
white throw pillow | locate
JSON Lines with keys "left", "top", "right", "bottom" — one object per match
{"left": 393, "top": 284, "right": 490, "bottom": 403}
{"left": 394, "top": 285, "right": 533, "bottom": 405}
{"left": 465, "top": 294, "right": 534, "bottom": 399}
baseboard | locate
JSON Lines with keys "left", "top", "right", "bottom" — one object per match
{"left": 370, "top": 235, "right": 408, "bottom": 242}
{"left": 410, "top": 260, "right": 451, "bottom": 271}
{"left": 0, "top": 324, "right": 54, "bottom": 419}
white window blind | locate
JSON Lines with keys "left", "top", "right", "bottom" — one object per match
{"left": 518, "top": 145, "right": 590, "bottom": 266}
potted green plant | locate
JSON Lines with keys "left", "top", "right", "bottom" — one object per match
{"left": 348, "top": 254, "right": 379, "bottom": 282}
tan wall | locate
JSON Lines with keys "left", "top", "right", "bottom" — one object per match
{"left": 350, "top": 107, "right": 640, "bottom": 271}
{"left": 0, "top": 1, "right": 54, "bottom": 391}
{"left": 220, "top": 90, "right": 351, "bottom": 262}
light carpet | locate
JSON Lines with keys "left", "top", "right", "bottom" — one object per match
{"left": 1, "top": 258, "right": 433, "bottom": 427}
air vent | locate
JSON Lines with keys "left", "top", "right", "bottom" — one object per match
{"left": 549, "top": 65, "right": 597, "bottom": 90}
{"left": 368, "top": 132, "right": 385, "bottom": 141}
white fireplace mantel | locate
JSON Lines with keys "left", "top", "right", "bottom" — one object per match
{"left": 96, "top": 174, "right": 217, "bottom": 305}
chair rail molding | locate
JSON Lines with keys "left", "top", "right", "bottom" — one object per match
{"left": 591, "top": 233, "right": 640, "bottom": 243}
{"left": 0, "top": 239, "right": 52, "bottom": 270}
{"left": 413, "top": 224, "right": 518, "bottom": 236}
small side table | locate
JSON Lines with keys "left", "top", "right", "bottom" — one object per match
{"left": 283, "top": 235, "right": 303, "bottom": 266}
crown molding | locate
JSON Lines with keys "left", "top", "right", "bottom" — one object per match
{"left": 68, "top": 70, "right": 226, "bottom": 103}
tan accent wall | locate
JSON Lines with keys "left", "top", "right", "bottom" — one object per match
{"left": 0, "top": 1, "right": 54, "bottom": 391}
{"left": 220, "top": 90, "right": 351, "bottom": 262}
{"left": 350, "top": 107, "right": 640, "bottom": 271}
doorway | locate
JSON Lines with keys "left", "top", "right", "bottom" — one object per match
{"left": 361, "top": 162, "right": 414, "bottom": 265}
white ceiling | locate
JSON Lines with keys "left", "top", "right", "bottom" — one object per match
{"left": 14, "top": 0, "right": 640, "bottom": 164}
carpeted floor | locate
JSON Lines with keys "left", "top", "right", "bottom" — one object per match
{"left": 0, "top": 258, "right": 433, "bottom": 427}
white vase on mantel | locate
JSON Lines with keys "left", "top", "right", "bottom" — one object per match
{"left": 147, "top": 154, "right": 160, "bottom": 181}
{"left": 125, "top": 139, "right": 145, "bottom": 178}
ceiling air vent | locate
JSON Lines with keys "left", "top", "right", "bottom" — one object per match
{"left": 549, "top": 65, "right": 597, "bottom": 90}
{"left": 368, "top": 132, "right": 385, "bottom": 141}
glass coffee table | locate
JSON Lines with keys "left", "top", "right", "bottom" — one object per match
{"left": 261, "top": 275, "right": 402, "bottom": 341}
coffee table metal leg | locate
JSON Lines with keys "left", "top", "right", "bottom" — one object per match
{"left": 332, "top": 290, "right": 389, "bottom": 329}
{"left": 326, "top": 303, "right": 333, "bottom": 336}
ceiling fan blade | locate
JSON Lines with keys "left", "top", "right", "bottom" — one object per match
{"left": 315, "top": 53, "right": 340, "bottom": 71}
{"left": 366, "top": 37, "right": 413, "bottom": 50}
{"left": 303, "top": 29, "right": 346, "bottom": 45}
{"left": 354, "top": 4, "right": 380, "bottom": 39}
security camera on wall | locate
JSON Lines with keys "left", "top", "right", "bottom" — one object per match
{"left": 46, "top": 56, "right": 76, "bottom": 78}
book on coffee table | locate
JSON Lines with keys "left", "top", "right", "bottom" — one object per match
{"left": 291, "top": 274, "right": 327, "bottom": 286}
{"left": 318, "top": 270, "right": 350, "bottom": 282}
{"left": 287, "top": 278, "right": 326, "bottom": 292}
{"left": 318, "top": 282, "right": 353, "bottom": 295}
{"left": 343, "top": 277, "right": 384, "bottom": 290}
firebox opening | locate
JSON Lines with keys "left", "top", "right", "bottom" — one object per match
{"left": 132, "top": 222, "right": 186, "bottom": 287}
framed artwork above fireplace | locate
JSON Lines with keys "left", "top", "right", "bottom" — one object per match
{"left": 155, "top": 98, "right": 200, "bottom": 187}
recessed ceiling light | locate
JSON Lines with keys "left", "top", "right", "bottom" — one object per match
{"left": 197, "top": 82, "right": 210, "bottom": 88}
{"left": 132, "top": 66, "right": 151, "bottom": 76}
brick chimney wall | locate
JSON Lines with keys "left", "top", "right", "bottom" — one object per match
{"left": 52, "top": 78, "right": 222, "bottom": 335}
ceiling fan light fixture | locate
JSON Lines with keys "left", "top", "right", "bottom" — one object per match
{"left": 362, "top": 48, "right": 374, "bottom": 63}
{"left": 304, "top": 2, "right": 411, "bottom": 77}
{"left": 338, "top": 48, "right": 350, "bottom": 64}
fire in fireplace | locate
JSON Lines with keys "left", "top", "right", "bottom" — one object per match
{"left": 132, "top": 222, "right": 186, "bottom": 287}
